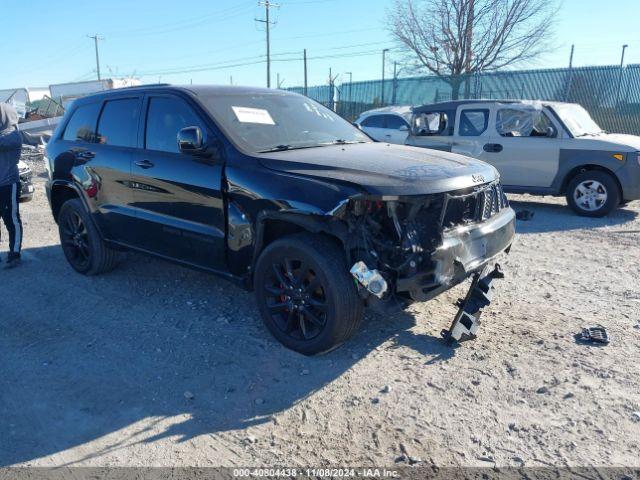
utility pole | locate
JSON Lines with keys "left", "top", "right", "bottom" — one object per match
{"left": 564, "top": 44, "right": 575, "bottom": 101}
{"left": 381, "top": 48, "right": 389, "bottom": 105}
{"left": 303, "top": 49, "right": 308, "bottom": 96}
{"left": 463, "top": 0, "right": 474, "bottom": 98}
{"left": 568, "top": 44, "right": 575, "bottom": 69}
{"left": 615, "top": 44, "right": 629, "bottom": 107}
{"left": 257, "top": 1, "right": 279, "bottom": 88}
{"left": 328, "top": 68, "right": 339, "bottom": 112}
{"left": 87, "top": 34, "right": 103, "bottom": 81}
{"left": 392, "top": 61, "right": 398, "bottom": 105}
{"left": 345, "top": 71, "right": 353, "bottom": 118}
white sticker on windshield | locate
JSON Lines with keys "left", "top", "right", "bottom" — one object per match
{"left": 232, "top": 106, "right": 275, "bottom": 125}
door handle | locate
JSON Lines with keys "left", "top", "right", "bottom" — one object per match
{"left": 483, "top": 143, "right": 503, "bottom": 153}
{"left": 135, "top": 159, "right": 155, "bottom": 169}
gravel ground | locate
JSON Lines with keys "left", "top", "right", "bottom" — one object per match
{"left": 1, "top": 168, "right": 639, "bottom": 468}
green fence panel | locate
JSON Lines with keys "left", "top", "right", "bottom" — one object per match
{"left": 289, "top": 64, "right": 640, "bottom": 135}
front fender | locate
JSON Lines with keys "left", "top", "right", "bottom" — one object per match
{"left": 224, "top": 162, "right": 359, "bottom": 280}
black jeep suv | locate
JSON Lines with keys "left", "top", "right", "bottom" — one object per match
{"left": 45, "top": 85, "right": 515, "bottom": 354}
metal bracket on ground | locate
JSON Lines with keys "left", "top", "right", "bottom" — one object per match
{"left": 441, "top": 263, "right": 504, "bottom": 344}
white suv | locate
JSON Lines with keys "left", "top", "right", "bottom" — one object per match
{"left": 359, "top": 100, "right": 640, "bottom": 217}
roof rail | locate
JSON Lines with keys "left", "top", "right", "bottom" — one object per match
{"left": 116, "top": 83, "right": 171, "bottom": 90}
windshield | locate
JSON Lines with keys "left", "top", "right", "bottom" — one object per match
{"left": 199, "top": 92, "right": 370, "bottom": 153}
{"left": 552, "top": 103, "right": 603, "bottom": 136}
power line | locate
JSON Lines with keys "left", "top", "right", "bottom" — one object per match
{"left": 136, "top": 54, "right": 269, "bottom": 76}
{"left": 106, "top": 2, "right": 255, "bottom": 38}
{"left": 133, "top": 47, "right": 404, "bottom": 78}
{"left": 137, "top": 59, "right": 267, "bottom": 78}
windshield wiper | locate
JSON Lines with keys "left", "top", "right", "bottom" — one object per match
{"left": 259, "top": 140, "right": 366, "bottom": 153}
{"left": 259, "top": 144, "right": 326, "bottom": 153}
{"left": 325, "top": 139, "right": 368, "bottom": 145}
{"left": 260, "top": 144, "right": 292, "bottom": 152}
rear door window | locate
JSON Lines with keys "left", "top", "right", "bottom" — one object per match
{"left": 361, "top": 115, "right": 386, "bottom": 128}
{"left": 385, "top": 115, "right": 408, "bottom": 129}
{"left": 96, "top": 98, "right": 140, "bottom": 147}
{"left": 459, "top": 109, "right": 489, "bottom": 136}
{"left": 63, "top": 103, "right": 101, "bottom": 142}
{"left": 145, "top": 97, "right": 205, "bottom": 154}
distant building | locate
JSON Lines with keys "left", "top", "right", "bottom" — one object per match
{"left": 49, "top": 78, "right": 142, "bottom": 108}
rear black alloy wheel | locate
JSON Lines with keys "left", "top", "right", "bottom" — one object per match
{"left": 60, "top": 210, "right": 91, "bottom": 271}
{"left": 265, "top": 257, "right": 328, "bottom": 341}
{"left": 254, "top": 233, "right": 364, "bottom": 355}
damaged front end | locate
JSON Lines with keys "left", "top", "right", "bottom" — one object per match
{"left": 333, "top": 180, "right": 516, "bottom": 311}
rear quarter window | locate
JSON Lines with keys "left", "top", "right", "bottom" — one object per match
{"left": 63, "top": 102, "right": 102, "bottom": 143}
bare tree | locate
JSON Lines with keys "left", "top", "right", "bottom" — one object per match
{"left": 389, "top": 0, "right": 557, "bottom": 99}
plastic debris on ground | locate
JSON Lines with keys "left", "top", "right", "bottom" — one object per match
{"left": 579, "top": 324, "right": 610, "bottom": 345}
{"left": 516, "top": 210, "right": 535, "bottom": 221}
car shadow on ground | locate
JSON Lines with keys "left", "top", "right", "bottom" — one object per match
{"left": 508, "top": 199, "right": 638, "bottom": 234}
{"left": 0, "top": 245, "right": 454, "bottom": 466}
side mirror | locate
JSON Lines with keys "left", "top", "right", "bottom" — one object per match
{"left": 546, "top": 126, "right": 557, "bottom": 138}
{"left": 178, "top": 126, "right": 204, "bottom": 154}
{"left": 399, "top": 124, "right": 409, "bottom": 132}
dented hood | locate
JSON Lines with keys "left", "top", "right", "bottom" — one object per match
{"left": 259, "top": 142, "right": 498, "bottom": 196}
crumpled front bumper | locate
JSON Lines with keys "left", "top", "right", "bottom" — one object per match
{"left": 396, "top": 207, "right": 516, "bottom": 301}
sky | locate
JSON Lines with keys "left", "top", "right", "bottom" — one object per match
{"left": 1, "top": 0, "right": 637, "bottom": 91}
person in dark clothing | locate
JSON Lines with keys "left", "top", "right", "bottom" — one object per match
{"left": 0, "top": 103, "right": 24, "bottom": 269}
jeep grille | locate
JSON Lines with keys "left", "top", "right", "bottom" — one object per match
{"left": 441, "top": 181, "right": 508, "bottom": 228}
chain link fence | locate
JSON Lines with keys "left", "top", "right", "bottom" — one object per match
{"left": 289, "top": 64, "right": 640, "bottom": 135}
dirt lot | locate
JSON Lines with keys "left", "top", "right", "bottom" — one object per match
{"left": 1, "top": 168, "right": 639, "bottom": 468}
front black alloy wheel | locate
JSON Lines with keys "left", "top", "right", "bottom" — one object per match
{"left": 57, "top": 198, "right": 118, "bottom": 275}
{"left": 264, "top": 257, "right": 328, "bottom": 341}
{"left": 254, "top": 233, "right": 364, "bottom": 355}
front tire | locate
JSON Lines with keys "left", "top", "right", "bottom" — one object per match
{"left": 254, "top": 233, "right": 364, "bottom": 355}
{"left": 58, "top": 198, "right": 118, "bottom": 275}
{"left": 566, "top": 170, "right": 620, "bottom": 217}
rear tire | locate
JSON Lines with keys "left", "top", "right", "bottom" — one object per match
{"left": 58, "top": 198, "right": 119, "bottom": 275}
{"left": 566, "top": 170, "right": 620, "bottom": 217}
{"left": 254, "top": 233, "right": 364, "bottom": 355}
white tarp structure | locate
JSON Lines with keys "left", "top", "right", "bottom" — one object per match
{"left": 0, "top": 88, "right": 29, "bottom": 118}
{"left": 49, "top": 78, "right": 141, "bottom": 107}
{"left": 0, "top": 87, "right": 55, "bottom": 119}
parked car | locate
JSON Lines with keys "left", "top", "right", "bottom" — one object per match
{"left": 45, "top": 85, "right": 515, "bottom": 354}
{"left": 359, "top": 100, "right": 640, "bottom": 217}
{"left": 18, "top": 159, "right": 34, "bottom": 202}
{"left": 354, "top": 106, "right": 412, "bottom": 144}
